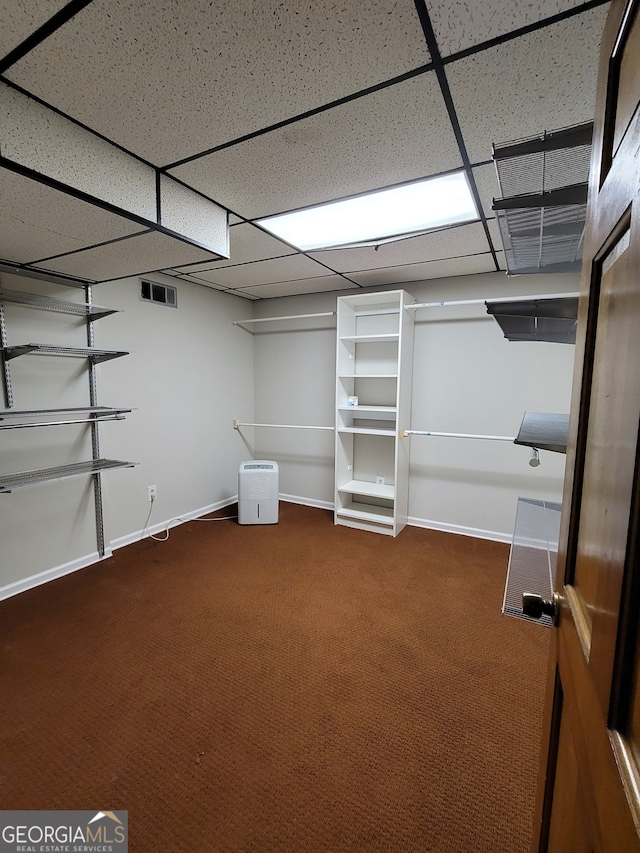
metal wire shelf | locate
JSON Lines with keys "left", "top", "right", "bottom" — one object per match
{"left": 502, "top": 497, "right": 561, "bottom": 627}
{"left": 1, "top": 344, "right": 128, "bottom": 362}
{"left": 0, "top": 288, "right": 119, "bottom": 320}
{"left": 0, "top": 458, "right": 137, "bottom": 493}
{"left": 492, "top": 122, "right": 592, "bottom": 275}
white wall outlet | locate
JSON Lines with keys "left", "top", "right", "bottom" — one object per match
{"left": 376, "top": 475, "right": 385, "bottom": 485}
{"left": 147, "top": 485, "right": 157, "bottom": 502}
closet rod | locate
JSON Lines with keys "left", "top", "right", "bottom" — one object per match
{"left": 407, "top": 291, "right": 579, "bottom": 310}
{"left": 233, "top": 311, "right": 335, "bottom": 326}
{"left": 400, "top": 430, "right": 515, "bottom": 441}
{"left": 233, "top": 420, "right": 334, "bottom": 431}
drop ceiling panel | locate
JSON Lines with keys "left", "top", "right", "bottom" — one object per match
{"left": 159, "top": 175, "right": 228, "bottom": 255}
{"left": 32, "top": 231, "right": 222, "bottom": 281}
{"left": 0, "top": 82, "right": 157, "bottom": 221}
{"left": 447, "top": 6, "right": 608, "bottom": 163}
{"left": 428, "top": 0, "right": 590, "bottom": 58}
{"left": 178, "top": 255, "right": 331, "bottom": 289}
{"left": 0, "top": 167, "right": 144, "bottom": 264}
{"left": 308, "top": 222, "right": 490, "bottom": 273}
{"left": 166, "top": 224, "right": 295, "bottom": 275}
{"left": 0, "top": 0, "right": 70, "bottom": 59}
{"left": 6, "top": 0, "right": 431, "bottom": 165}
{"left": 235, "top": 275, "right": 354, "bottom": 299}
{"left": 347, "top": 253, "right": 497, "bottom": 287}
{"left": 170, "top": 72, "right": 461, "bottom": 219}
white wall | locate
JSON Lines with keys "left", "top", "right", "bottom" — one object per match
{"left": 0, "top": 265, "right": 577, "bottom": 598}
{"left": 251, "top": 272, "right": 577, "bottom": 540}
{"left": 0, "top": 272, "right": 254, "bottom": 596}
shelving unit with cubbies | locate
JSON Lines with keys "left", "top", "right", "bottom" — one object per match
{"left": 334, "top": 290, "right": 414, "bottom": 536}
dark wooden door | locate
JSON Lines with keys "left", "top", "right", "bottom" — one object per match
{"left": 532, "top": 1, "right": 640, "bottom": 850}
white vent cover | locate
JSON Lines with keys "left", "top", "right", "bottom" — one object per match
{"left": 140, "top": 279, "right": 177, "bottom": 307}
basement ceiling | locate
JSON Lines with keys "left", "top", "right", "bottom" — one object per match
{"left": 0, "top": 0, "right": 610, "bottom": 299}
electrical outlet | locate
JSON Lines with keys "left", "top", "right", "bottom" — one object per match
{"left": 147, "top": 485, "right": 157, "bottom": 502}
{"left": 376, "top": 475, "right": 385, "bottom": 485}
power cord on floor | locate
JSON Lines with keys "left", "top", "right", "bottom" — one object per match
{"left": 142, "top": 494, "right": 237, "bottom": 542}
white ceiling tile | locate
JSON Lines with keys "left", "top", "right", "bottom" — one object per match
{"left": 472, "top": 163, "right": 501, "bottom": 218}
{"left": 0, "top": 1, "right": 69, "bottom": 59}
{"left": 234, "top": 275, "right": 354, "bottom": 299}
{"left": 170, "top": 72, "right": 462, "bottom": 218}
{"left": 180, "top": 255, "right": 330, "bottom": 289}
{"left": 0, "top": 82, "right": 157, "bottom": 222}
{"left": 159, "top": 175, "right": 228, "bottom": 255}
{"left": 215, "top": 224, "right": 295, "bottom": 268}
{"left": 448, "top": 5, "right": 608, "bottom": 162}
{"left": 0, "top": 167, "right": 144, "bottom": 264}
{"left": 346, "top": 253, "right": 497, "bottom": 286}
{"left": 429, "top": 0, "right": 596, "bottom": 57}
{"left": 308, "top": 222, "right": 490, "bottom": 273}
{"left": 6, "top": 0, "right": 430, "bottom": 164}
{"left": 32, "top": 231, "right": 222, "bottom": 281}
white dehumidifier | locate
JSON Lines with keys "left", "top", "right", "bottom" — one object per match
{"left": 238, "top": 461, "right": 279, "bottom": 525}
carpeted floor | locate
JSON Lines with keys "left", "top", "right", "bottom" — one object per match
{"left": 0, "top": 502, "right": 549, "bottom": 852}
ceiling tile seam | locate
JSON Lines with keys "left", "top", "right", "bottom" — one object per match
{"left": 1, "top": 77, "right": 236, "bottom": 234}
{"left": 341, "top": 250, "right": 498, "bottom": 276}
{"left": 0, "top": 158, "right": 224, "bottom": 260}
{"left": 161, "top": 62, "right": 435, "bottom": 172}
{"left": 25, "top": 230, "right": 153, "bottom": 266}
{"left": 0, "top": 0, "right": 94, "bottom": 75}
{"left": 159, "top": 169, "right": 235, "bottom": 218}
{"left": 0, "top": 75, "right": 158, "bottom": 171}
{"left": 441, "top": 0, "right": 611, "bottom": 66}
{"left": 412, "top": 0, "right": 500, "bottom": 272}
{"left": 232, "top": 277, "right": 362, "bottom": 294}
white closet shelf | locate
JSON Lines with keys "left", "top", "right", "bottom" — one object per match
{"left": 337, "top": 405, "right": 396, "bottom": 420}
{"left": 339, "top": 333, "right": 399, "bottom": 343}
{"left": 337, "top": 426, "right": 396, "bottom": 436}
{"left": 338, "top": 373, "right": 398, "bottom": 379}
{"left": 338, "top": 479, "right": 395, "bottom": 499}
{"left": 336, "top": 502, "right": 394, "bottom": 525}
{"left": 0, "top": 458, "right": 137, "bottom": 493}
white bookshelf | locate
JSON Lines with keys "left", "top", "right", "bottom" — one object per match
{"left": 334, "top": 290, "right": 414, "bottom": 536}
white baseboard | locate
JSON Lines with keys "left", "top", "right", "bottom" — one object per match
{"left": 0, "top": 548, "right": 111, "bottom": 602}
{"left": 111, "top": 495, "right": 240, "bottom": 550}
{"left": 0, "top": 497, "right": 510, "bottom": 602}
{"left": 279, "top": 493, "right": 334, "bottom": 511}
{"left": 407, "top": 515, "right": 512, "bottom": 544}
{"left": 0, "top": 497, "right": 239, "bottom": 601}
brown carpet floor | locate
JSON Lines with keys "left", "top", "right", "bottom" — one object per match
{"left": 0, "top": 502, "right": 549, "bottom": 852}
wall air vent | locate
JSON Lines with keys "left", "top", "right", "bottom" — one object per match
{"left": 140, "top": 279, "right": 177, "bottom": 308}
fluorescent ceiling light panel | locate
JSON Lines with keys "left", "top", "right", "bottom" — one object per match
{"left": 257, "top": 172, "right": 478, "bottom": 250}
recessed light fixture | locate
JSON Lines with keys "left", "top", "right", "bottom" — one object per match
{"left": 256, "top": 171, "right": 478, "bottom": 251}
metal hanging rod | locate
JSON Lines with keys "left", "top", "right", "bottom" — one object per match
{"left": 0, "top": 415, "right": 126, "bottom": 430}
{"left": 233, "top": 419, "right": 334, "bottom": 431}
{"left": 407, "top": 291, "right": 579, "bottom": 310}
{"left": 233, "top": 311, "right": 336, "bottom": 326}
{"left": 400, "top": 430, "right": 516, "bottom": 441}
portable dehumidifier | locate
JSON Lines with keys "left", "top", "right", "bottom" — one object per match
{"left": 238, "top": 461, "right": 279, "bottom": 525}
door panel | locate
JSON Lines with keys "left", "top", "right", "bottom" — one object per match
{"left": 532, "top": 1, "right": 640, "bottom": 850}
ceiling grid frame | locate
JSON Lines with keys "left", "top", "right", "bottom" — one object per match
{"left": 0, "top": 0, "right": 610, "bottom": 296}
